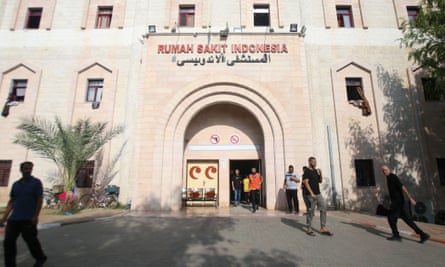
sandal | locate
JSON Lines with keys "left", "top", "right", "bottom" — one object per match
{"left": 306, "top": 231, "right": 316, "bottom": 236}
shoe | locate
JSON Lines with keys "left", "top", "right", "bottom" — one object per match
{"left": 386, "top": 235, "right": 402, "bottom": 241}
{"left": 420, "top": 233, "right": 430, "bottom": 243}
{"left": 252, "top": 209, "right": 256, "bottom": 213}
{"left": 34, "top": 256, "right": 47, "bottom": 267}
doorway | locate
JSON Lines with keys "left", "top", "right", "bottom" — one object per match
{"left": 229, "top": 159, "right": 265, "bottom": 207}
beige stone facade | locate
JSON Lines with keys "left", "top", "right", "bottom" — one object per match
{"left": 0, "top": 1, "right": 444, "bottom": 221}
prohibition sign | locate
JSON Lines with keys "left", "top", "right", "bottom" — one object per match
{"left": 210, "top": 134, "right": 220, "bottom": 144}
{"left": 230, "top": 134, "right": 240, "bottom": 144}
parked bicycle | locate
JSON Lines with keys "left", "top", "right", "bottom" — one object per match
{"left": 77, "top": 184, "right": 119, "bottom": 209}
{"left": 43, "top": 188, "right": 60, "bottom": 209}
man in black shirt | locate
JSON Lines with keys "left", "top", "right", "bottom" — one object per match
{"left": 231, "top": 169, "right": 242, "bottom": 206}
{"left": 382, "top": 165, "right": 430, "bottom": 243}
{"left": 303, "top": 157, "right": 332, "bottom": 236}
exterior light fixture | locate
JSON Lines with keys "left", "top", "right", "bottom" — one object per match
{"left": 92, "top": 102, "right": 100, "bottom": 109}
{"left": 220, "top": 22, "right": 229, "bottom": 39}
{"left": 290, "top": 23, "right": 298, "bottom": 32}
{"left": 148, "top": 25, "right": 156, "bottom": 33}
{"left": 300, "top": 25, "right": 307, "bottom": 36}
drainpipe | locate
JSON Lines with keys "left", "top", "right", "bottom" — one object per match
{"left": 327, "top": 125, "right": 338, "bottom": 209}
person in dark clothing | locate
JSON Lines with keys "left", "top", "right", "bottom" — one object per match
{"left": 301, "top": 166, "right": 310, "bottom": 215}
{"left": 231, "top": 169, "right": 242, "bottom": 206}
{"left": 0, "top": 162, "right": 47, "bottom": 267}
{"left": 303, "top": 157, "right": 332, "bottom": 236}
{"left": 382, "top": 165, "right": 430, "bottom": 243}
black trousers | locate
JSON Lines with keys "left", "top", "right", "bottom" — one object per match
{"left": 251, "top": 190, "right": 260, "bottom": 210}
{"left": 3, "top": 220, "right": 46, "bottom": 267}
{"left": 387, "top": 203, "right": 424, "bottom": 237}
{"left": 285, "top": 189, "right": 299, "bottom": 213}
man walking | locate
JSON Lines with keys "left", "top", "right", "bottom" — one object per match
{"left": 231, "top": 169, "right": 242, "bottom": 206}
{"left": 249, "top": 167, "right": 262, "bottom": 213}
{"left": 0, "top": 161, "right": 47, "bottom": 267}
{"left": 303, "top": 157, "right": 332, "bottom": 236}
{"left": 283, "top": 165, "right": 300, "bottom": 214}
{"left": 382, "top": 165, "right": 430, "bottom": 243}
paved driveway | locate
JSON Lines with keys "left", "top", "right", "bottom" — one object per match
{"left": 2, "top": 212, "right": 443, "bottom": 267}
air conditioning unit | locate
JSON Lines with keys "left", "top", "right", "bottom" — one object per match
{"left": 92, "top": 102, "right": 100, "bottom": 109}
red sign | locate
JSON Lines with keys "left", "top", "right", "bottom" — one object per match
{"left": 210, "top": 134, "right": 220, "bottom": 144}
{"left": 230, "top": 134, "right": 240, "bottom": 144}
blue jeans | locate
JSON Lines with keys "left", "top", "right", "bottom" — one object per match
{"left": 233, "top": 188, "right": 241, "bottom": 204}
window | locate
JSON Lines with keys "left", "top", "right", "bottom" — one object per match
{"left": 76, "top": 161, "right": 94, "bottom": 188}
{"left": 25, "top": 8, "right": 43, "bottom": 29}
{"left": 355, "top": 159, "right": 376, "bottom": 187}
{"left": 407, "top": 6, "right": 420, "bottom": 26}
{"left": 421, "top": 77, "right": 442, "bottom": 101}
{"left": 253, "top": 5, "right": 270, "bottom": 26}
{"left": 86, "top": 79, "right": 103, "bottom": 102}
{"left": 336, "top": 6, "right": 354, "bottom": 28}
{"left": 345, "top": 78, "right": 363, "bottom": 102}
{"left": 0, "top": 160, "right": 12, "bottom": 187}
{"left": 9, "top": 79, "right": 28, "bottom": 102}
{"left": 179, "top": 5, "right": 195, "bottom": 27}
{"left": 96, "top": 6, "right": 113, "bottom": 29}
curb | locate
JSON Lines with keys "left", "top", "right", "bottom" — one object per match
{"left": 37, "top": 210, "right": 130, "bottom": 230}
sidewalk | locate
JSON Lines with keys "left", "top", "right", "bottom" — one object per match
{"left": 2, "top": 207, "right": 444, "bottom": 245}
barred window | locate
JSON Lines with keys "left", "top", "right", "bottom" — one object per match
{"left": 26, "top": 8, "right": 43, "bottom": 29}
{"left": 253, "top": 5, "right": 270, "bottom": 26}
{"left": 96, "top": 6, "right": 113, "bottom": 29}
{"left": 179, "top": 5, "right": 195, "bottom": 27}
{"left": 0, "top": 160, "right": 12, "bottom": 187}
{"left": 355, "top": 159, "right": 376, "bottom": 187}
{"left": 86, "top": 79, "right": 103, "bottom": 102}
{"left": 337, "top": 6, "right": 354, "bottom": 28}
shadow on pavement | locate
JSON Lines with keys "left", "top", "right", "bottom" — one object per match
{"left": 341, "top": 221, "right": 388, "bottom": 238}
{"left": 281, "top": 217, "right": 307, "bottom": 233}
{"left": 9, "top": 216, "right": 303, "bottom": 267}
{"left": 341, "top": 221, "right": 420, "bottom": 244}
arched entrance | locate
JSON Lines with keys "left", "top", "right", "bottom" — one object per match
{"left": 183, "top": 104, "right": 265, "bottom": 208}
{"left": 136, "top": 78, "right": 289, "bottom": 211}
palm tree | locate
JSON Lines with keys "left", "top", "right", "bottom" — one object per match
{"left": 14, "top": 117, "right": 123, "bottom": 192}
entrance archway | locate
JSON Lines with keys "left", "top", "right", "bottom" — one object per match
{"left": 143, "top": 78, "right": 288, "bottom": 211}
{"left": 183, "top": 104, "right": 265, "bottom": 208}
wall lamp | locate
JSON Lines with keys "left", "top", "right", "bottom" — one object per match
{"left": 290, "top": 23, "right": 298, "bottom": 32}
{"left": 92, "top": 102, "right": 100, "bottom": 110}
{"left": 220, "top": 22, "right": 229, "bottom": 40}
{"left": 148, "top": 25, "right": 156, "bottom": 33}
{"left": 290, "top": 23, "right": 307, "bottom": 37}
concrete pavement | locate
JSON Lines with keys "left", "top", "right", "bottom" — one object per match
{"left": 2, "top": 206, "right": 444, "bottom": 267}
{"left": 1, "top": 206, "right": 445, "bottom": 245}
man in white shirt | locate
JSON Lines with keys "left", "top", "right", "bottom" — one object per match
{"left": 283, "top": 165, "right": 300, "bottom": 214}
